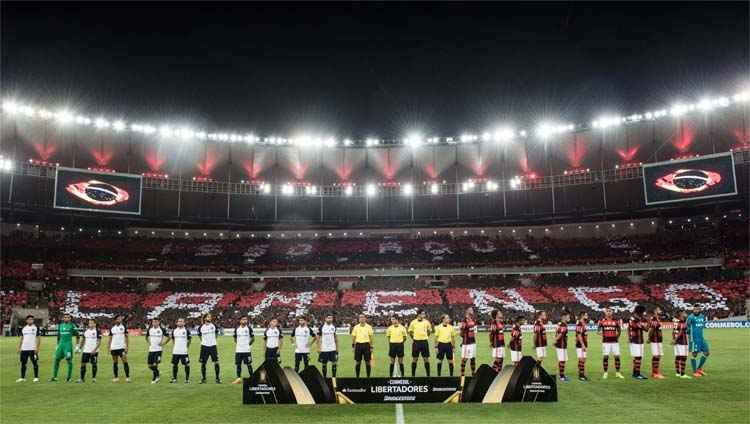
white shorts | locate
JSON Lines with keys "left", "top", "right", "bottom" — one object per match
{"left": 491, "top": 347, "right": 505, "bottom": 358}
{"left": 629, "top": 343, "right": 644, "bottom": 358}
{"left": 576, "top": 348, "right": 587, "bottom": 359}
{"left": 674, "top": 344, "right": 688, "bottom": 357}
{"left": 461, "top": 344, "right": 476, "bottom": 359}
{"left": 602, "top": 343, "right": 620, "bottom": 356}
{"left": 650, "top": 343, "right": 663, "bottom": 356}
{"left": 535, "top": 346, "right": 546, "bottom": 359}
{"left": 510, "top": 350, "right": 523, "bottom": 362}
{"left": 556, "top": 348, "right": 568, "bottom": 362}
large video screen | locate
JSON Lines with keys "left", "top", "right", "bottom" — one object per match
{"left": 643, "top": 152, "right": 737, "bottom": 206}
{"left": 54, "top": 167, "right": 143, "bottom": 215}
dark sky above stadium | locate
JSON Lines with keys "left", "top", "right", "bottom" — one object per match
{"left": 2, "top": 2, "right": 748, "bottom": 138}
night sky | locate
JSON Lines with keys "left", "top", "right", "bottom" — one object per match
{"left": 2, "top": 2, "right": 748, "bottom": 139}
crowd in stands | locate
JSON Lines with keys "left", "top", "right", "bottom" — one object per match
{"left": 3, "top": 219, "right": 746, "bottom": 277}
{"left": 3, "top": 268, "right": 744, "bottom": 333}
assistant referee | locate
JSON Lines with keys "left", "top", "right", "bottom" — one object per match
{"left": 408, "top": 309, "right": 433, "bottom": 377}
{"left": 351, "top": 314, "right": 374, "bottom": 378}
{"left": 386, "top": 316, "right": 408, "bottom": 377}
{"left": 434, "top": 314, "right": 457, "bottom": 376}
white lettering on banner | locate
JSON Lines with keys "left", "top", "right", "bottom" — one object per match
{"left": 379, "top": 241, "right": 403, "bottom": 254}
{"left": 568, "top": 286, "right": 637, "bottom": 313}
{"left": 286, "top": 243, "right": 313, "bottom": 257}
{"left": 424, "top": 241, "right": 453, "bottom": 256}
{"left": 469, "top": 288, "right": 536, "bottom": 314}
{"left": 663, "top": 283, "right": 729, "bottom": 311}
{"left": 470, "top": 240, "right": 496, "bottom": 253}
{"left": 247, "top": 291, "right": 314, "bottom": 317}
{"left": 194, "top": 244, "right": 223, "bottom": 257}
{"left": 147, "top": 292, "right": 223, "bottom": 319}
{"left": 705, "top": 321, "right": 750, "bottom": 328}
{"left": 63, "top": 290, "right": 114, "bottom": 319}
{"left": 242, "top": 244, "right": 269, "bottom": 258}
{"left": 365, "top": 291, "right": 418, "bottom": 317}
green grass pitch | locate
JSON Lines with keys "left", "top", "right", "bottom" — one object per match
{"left": 1, "top": 329, "right": 748, "bottom": 424}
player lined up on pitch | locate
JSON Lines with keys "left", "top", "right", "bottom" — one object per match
{"left": 14, "top": 304, "right": 712, "bottom": 383}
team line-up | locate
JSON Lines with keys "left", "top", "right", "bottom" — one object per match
{"left": 15, "top": 304, "right": 711, "bottom": 384}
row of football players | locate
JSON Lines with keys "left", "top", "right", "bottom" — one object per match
{"left": 347, "top": 305, "right": 706, "bottom": 382}
{"left": 15, "top": 305, "right": 708, "bottom": 383}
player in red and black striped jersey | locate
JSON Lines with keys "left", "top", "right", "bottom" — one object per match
{"left": 509, "top": 317, "right": 525, "bottom": 365}
{"left": 597, "top": 308, "right": 624, "bottom": 379}
{"left": 648, "top": 306, "right": 665, "bottom": 379}
{"left": 628, "top": 305, "right": 648, "bottom": 380}
{"left": 489, "top": 310, "right": 505, "bottom": 372}
{"left": 553, "top": 310, "right": 571, "bottom": 382}
{"left": 533, "top": 311, "right": 548, "bottom": 363}
{"left": 575, "top": 312, "right": 589, "bottom": 381}
{"left": 672, "top": 310, "right": 691, "bottom": 378}
{"left": 459, "top": 308, "right": 478, "bottom": 377}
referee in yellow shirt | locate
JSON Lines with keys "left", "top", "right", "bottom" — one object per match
{"left": 408, "top": 309, "right": 433, "bottom": 377}
{"left": 386, "top": 316, "right": 408, "bottom": 377}
{"left": 434, "top": 314, "right": 457, "bottom": 376}
{"left": 350, "top": 314, "right": 374, "bottom": 378}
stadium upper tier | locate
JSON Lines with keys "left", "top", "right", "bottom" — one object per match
{"left": 2, "top": 215, "right": 746, "bottom": 277}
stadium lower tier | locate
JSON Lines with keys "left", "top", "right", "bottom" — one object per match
{"left": 6, "top": 277, "right": 745, "bottom": 329}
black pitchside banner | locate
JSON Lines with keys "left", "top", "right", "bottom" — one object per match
{"left": 244, "top": 356, "right": 557, "bottom": 405}
{"left": 334, "top": 377, "right": 461, "bottom": 403}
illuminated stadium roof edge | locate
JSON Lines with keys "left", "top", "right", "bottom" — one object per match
{"left": 1, "top": 88, "right": 748, "bottom": 149}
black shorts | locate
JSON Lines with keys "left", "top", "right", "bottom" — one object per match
{"left": 436, "top": 342, "right": 453, "bottom": 360}
{"left": 354, "top": 343, "right": 372, "bottom": 362}
{"left": 318, "top": 351, "right": 338, "bottom": 363}
{"left": 235, "top": 352, "right": 252, "bottom": 365}
{"left": 295, "top": 352, "right": 310, "bottom": 363}
{"left": 412, "top": 340, "right": 430, "bottom": 358}
{"left": 171, "top": 354, "right": 190, "bottom": 365}
{"left": 147, "top": 351, "right": 162, "bottom": 365}
{"left": 199, "top": 345, "right": 219, "bottom": 363}
{"left": 110, "top": 349, "right": 127, "bottom": 358}
{"left": 388, "top": 342, "right": 405, "bottom": 358}
{"left": 20, "top": 350, "right": 38, "bottom": 364}
{"left": 265, "top": 347, "right": 280, "bottom": 361}
{"left": 81, "top": 352, "right": 98, "bottom": 364}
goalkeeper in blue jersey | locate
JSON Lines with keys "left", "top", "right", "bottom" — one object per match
{"left": 686, "top": 305, "right": 709, "bottom": 377}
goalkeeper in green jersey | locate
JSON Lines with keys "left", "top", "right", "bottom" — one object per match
{"left": 50, "top": 313, "right": 80, "bottom": 382}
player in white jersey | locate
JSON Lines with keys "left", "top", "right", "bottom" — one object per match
{"left": 146, "top": 318, "right": 170, "bottom": 384}
{"left": 232, "top": 316, "right": 254, "bottom": 384}
{"left": 108, "top": 314, "right": 130, "bottom": 382}
{"left": 264, "top": 318, "right": 283, "bottom": 363}
{"left": 317, "top": 314, "right": 338, "bottom": 378}
{"left": 293, "top": 316, "right": 315, "bottom": 372}
{"left": 170, "top": 318, "right": 191, "bottom": 384}
{"left": 16, "top": 315, "right": 40, "bottom": 382}
{"left": 199, "top": 314, "right": 221, "bottom": 384}
{"left": 76, "top": 319, "right": 101, "bottom": 383}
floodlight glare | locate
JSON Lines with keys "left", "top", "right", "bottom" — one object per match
{"left": 54, "top": 109, "right": 75, "bottom": 125}
{"left": 112, "top": 120, "right": 126, "bottom": 132}
{"left": 402, "top": 183, "right": 414, "bottom": 196}
{"left": 365, "top": 183, "right": 377, "bottom": 197}
{"left": 94, "top": 117, "right": 110, "bottom": 129}
{"left": 430, "top": 183, "right": 439, "bottom": 195}
{"left": 2, "top": 100, "right": 19, "bottom": 114}
{"left": 344, "top": 185, "right": 354, "bottom": 196}
{"left": 281, "top": 184, "right": 294, "bottom": 196}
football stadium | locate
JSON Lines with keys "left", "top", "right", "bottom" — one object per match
{"left": 1, "top": 3, "right": 749, "bottom": 424}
